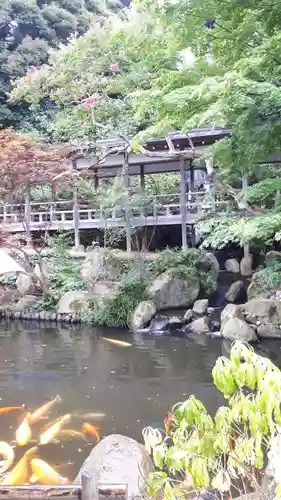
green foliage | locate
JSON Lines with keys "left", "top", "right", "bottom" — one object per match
{"left": 0, "top": 0, "right": 122, "bottom": 129}
{"left": 39, "top": 234, "right": 87, "bottom": 310}
{"left": 143, "top": 342, "right": 281, "bottom": 498}
{"left": 198, "top": 211, "right": 281, "bottom": 250}
{"left": 84, "top": 267, "right": 147, "bottom": 327}
{"left": 0, "top": 274, "right": 17, "bottom": 288}
{"left": 148, "top": 248, "right": 217, "bottom": 294}
{"left": 35, "top": 293, "right": 58, "bottom": 312}
{"left": 10, "top": 0, "right": 281, "bottom": 250}
{"left": 251, "top": 261, "right": 281, "bottom": 297}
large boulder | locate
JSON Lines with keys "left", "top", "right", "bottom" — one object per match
{"left": 225, "top": 258, "right": 240, "bottom": 273}
{"left": 148, "top": 270, "right": 199, "bottom": 310}
{"left": 240, "top": 255, "right": 253, "bottom": 276}
{"left": 16, "top": 273, "right": 36, "bottom": 295}
{"left": 247, "top": 280, "right": 268, "bottom": 300}
{"left": 265, "top": 250, "right": 281, "bottom": 266}
{"left": 244, "top": 298, "right": 281, "bottom": 323}
{"left": 225, "top": 281, "right": 246, "bottom": 303}
{"left": 221, "top": 303, "right": 245, "bottom": 330}
{"left": 193, "top": 299, "right": 208, "bottom": 315}
{"left": 57, "top": 290, "right": 90, "bottom": 314}
{"left": 74, "top": 434, "right": 153, "bottom": 500}
{"left": 131, "top": 301, "right": 156, "bottom": 330}
{"left": 222, "top": 317, "right": 257, "bottom": 342}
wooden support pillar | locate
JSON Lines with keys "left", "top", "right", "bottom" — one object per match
{"left": 124, "top": 163, "right": 131, "bottom": 254}
{"left": 242, "top": 173, "right": 250, "bottom": 258}
{"left": 140, "top": 164, "right": 145, "bottom": 190}
{"left": 190, "top": 161, "right": 195, "bottom": 196}
{"left": 73, "top": 186, "right": 80, "bottom": 249}
{"left": 140, "top": 164, "right": 147, "bottom": 251}
{"left": 94, "top": 168, "right": 98, "bottom": 191}
{"left": 24, "top": 185, "right": 31, "bottom": 238}
{"left": 190, "top": 225, "right": 196, "bottom": 247}
{"left": 180, "top": 158, "right": 187, "bottom": 249}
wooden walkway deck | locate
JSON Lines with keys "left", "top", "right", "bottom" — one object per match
{"left": 0, "top": 192, "right": 231, "bottom": 233}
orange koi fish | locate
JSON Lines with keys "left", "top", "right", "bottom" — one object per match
{"left": 29, "top": 395, "right": 61, "bottom": 424}
{"left": 39, "top": 414, "right": 71, "bottom": 445}
{"left": 0, "top": 442, "right": 14, "bottom": 474}
{"left": 82, "top": 423, "right": 100, "bottom": 443}
{"left": 16, "top": 413, "right": 32, "bottom": 446}
{"left": 0, "top": 406, "right": 24, "bottom": 415}
{"left": 1, "top": 447, "right": 37, "bottom": 485}
{"left": 30, "top": 459, "right": 69, "bottom": 485}
{"left": 101, "top": 337, "right": 132, "bottom": 347}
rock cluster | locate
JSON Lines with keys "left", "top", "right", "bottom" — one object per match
{"left": 221, "top": 299, "right": 281, "bottom": 340}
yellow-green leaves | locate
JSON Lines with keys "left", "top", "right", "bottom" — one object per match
{"left": 191, "top": 457, "right": 210, "bottom": 489}
{"left": 212, "top": 357, "right": 237, "bottom": 397}
{"left": 144, "top": 342, "right": 281, "bottom": 499}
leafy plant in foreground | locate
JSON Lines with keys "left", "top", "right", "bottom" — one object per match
{"left": 143, "top": 342, "right": 281, "bottom": 499}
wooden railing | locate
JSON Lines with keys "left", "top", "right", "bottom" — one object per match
{"left": 0, "top": 474, "right": 128, "bottom": 499}
{"left": 0, "top": 192, "right": 232, "bottom": 232}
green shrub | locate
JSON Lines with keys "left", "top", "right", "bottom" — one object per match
{"left": 0, "top": 274, "right": 17, "bottom": 288}
{"left": 84, "top": 269, "right": 147, "bottom": 327}
{"left": 251, "top": 261, "right": 281, "bottom": 296}
{"left": 148, "top": 248, "right": 217, "bottom": 295}
{"left": 143, "top": 342, "right": 281, "bottom": 498}
{"left": 38, "top": 234, "right": 87, "bottom": 311}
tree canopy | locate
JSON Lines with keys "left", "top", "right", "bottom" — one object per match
{"left": 10, "top": 0, "right": 281, "bottom": 249}
{"left": 0, "top": 0, "right": 124, "bottom": 129}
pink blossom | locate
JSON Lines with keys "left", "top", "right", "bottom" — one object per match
{"left": 110, "top": 62, "right": 118, "bottom": 71}
{"left": 81, "top": 101, "right": 90, "bottom": 109}
{"left": 27, "top": 65, "right": 37, "bottom": 75}
{"left": 88, "top": 97, "right": 96, "bottom": 105}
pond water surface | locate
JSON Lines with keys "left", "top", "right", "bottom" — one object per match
{"left": 0, "top": 320, "right": 280, "bottom": 482}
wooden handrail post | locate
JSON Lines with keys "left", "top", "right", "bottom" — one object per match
{"left": 24, "top": 185, "right": 31, "bottom": 239}
{"left": 73, "top": 187, "right": 80, "bottom": 249}
{"left": 82, "top": 471, "right": 95, "bottom": 500}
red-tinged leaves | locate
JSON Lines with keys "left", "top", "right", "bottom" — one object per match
{"left": 0, "top": 129, "right": 72, "bottom": 201}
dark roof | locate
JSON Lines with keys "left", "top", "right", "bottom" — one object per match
{"left": 144, "top": 127, "right": 231, "bottom": 152}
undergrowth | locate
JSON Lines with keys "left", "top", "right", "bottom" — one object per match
{"left": 148, "top": 248, "right": 217, "bottom": 295}
{"left": 83, "top": 268, "right": 147, "bottom": 327}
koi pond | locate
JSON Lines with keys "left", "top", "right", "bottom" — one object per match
{"left": 0, "top": 320, "right": 280, "bottom": 484}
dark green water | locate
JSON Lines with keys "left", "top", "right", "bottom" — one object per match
{"left": 0, "top": 320, "right": 280, "bottom": 481}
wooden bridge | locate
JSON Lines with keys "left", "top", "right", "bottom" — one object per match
{"left": 0, "top": 192, "right": 231, "bottom": 234}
